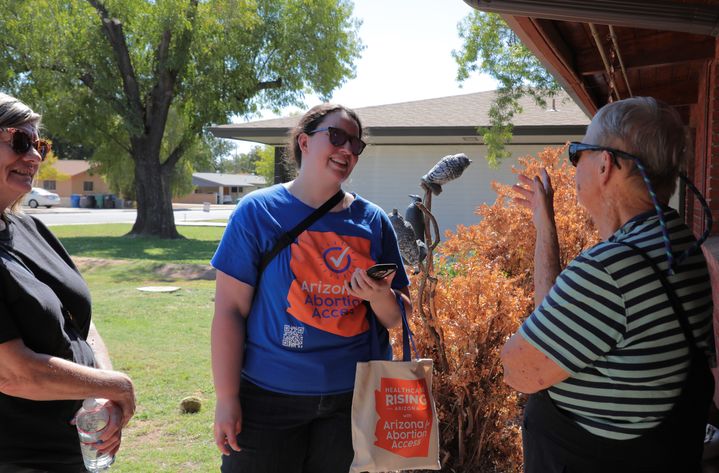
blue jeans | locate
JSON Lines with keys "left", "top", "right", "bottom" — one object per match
{"left": 221, "top": 378, "right": 354, "bottom": 473}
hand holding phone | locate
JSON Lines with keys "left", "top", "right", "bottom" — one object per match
{"left": 366, "top": 263, "right": 398, "bottom": 280}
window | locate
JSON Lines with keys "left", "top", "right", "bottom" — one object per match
{"left": 43, "top": 180, "right": 56, "bottom": 190}
{"left": 83, "top": 181, "right": 94, "bottom": 192}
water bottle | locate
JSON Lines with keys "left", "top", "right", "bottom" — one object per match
{"left": 75, "top": 398, "right": 115, "bottom": 472}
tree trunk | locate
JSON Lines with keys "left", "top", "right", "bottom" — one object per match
{"left": 274, "top": 146, "right": 295, "bottom": 184}
{"left": 128, "top": 149, "right": 181, "bottom": 239}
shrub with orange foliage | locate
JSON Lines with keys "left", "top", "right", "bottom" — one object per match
{"left": 403, "top": 145, "right": 600, "bottom": 472}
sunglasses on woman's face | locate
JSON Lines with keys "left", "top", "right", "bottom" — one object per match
{"left": 567, "top": 142, "right": 636, "bottom": 168}
{"left": 0, "top": 127, "right": 51, "bottom": 160}
{"left": 306, "top": 126, "right": 366, "bottom": 156}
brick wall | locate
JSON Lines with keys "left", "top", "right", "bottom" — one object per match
{"left": 705, "top": 37, "right": 719, "bottom": 408}
{"left": 710, "top": 52, "right": 719, "bottom": 236}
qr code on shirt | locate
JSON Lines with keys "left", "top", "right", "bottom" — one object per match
{"left": 282, "top": 325, "right": 304, "bottom": 349}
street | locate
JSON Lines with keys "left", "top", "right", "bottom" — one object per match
{"left": 25, "top": 204, "right": 233, "bottom": 227}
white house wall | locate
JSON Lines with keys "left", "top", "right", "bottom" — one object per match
{"left": 343, "top": 140, "right": 583, "bottom": 237}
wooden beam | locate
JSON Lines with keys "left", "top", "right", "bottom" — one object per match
{"left": 533, "top": 19, "right": 576, "bottom": 71}
{"left": 575, "top": 33, "right": 715, "bottom": 75}
{"left": 632, "top": 83, "right": 699, "bottom": 107}
{"left": 502, "top": 15, "right": 600, "bottom": 116}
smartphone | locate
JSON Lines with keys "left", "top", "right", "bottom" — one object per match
{"left": 366, "top": 263, "right": 398, "bottom": 280}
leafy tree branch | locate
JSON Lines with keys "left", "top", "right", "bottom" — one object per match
{"left": 453, "top": 11, "right": 561, "bottom": 166}
{"left": 0, "top": 0, "right": 362, "bottom": 237}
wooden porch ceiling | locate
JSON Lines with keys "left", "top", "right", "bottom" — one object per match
{"left": 464, "top": 1, "right": 719, "bottom": 123}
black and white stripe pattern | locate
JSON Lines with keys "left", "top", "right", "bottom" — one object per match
{"left": 520, "top": 208, "right": 713, "bottom": 439}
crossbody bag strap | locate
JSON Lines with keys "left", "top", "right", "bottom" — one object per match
{"left": 257, "top": 189, "right": 345, "bottom": 277}
{"left": 617, "top": 241, "right": 699, "bottom": 352}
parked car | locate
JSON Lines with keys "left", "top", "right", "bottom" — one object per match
{"left": 22, "top": 187, "right": 61, "bottom": 208}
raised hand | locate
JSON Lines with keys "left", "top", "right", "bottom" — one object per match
{"left": 512, "top": 168, "right": 561, "bottom": 306}
{"left": 512, "top": 168, "right": 556, "bottom": 231}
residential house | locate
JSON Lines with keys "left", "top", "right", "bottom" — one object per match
{"left": 209, "top": 90, "right": 590, "bottom": 234}
{"left": 42, "top": 159, "right": 109, "bottom": 206}
{"left": 176, "top": 172, "right": 268, "bottom": 204}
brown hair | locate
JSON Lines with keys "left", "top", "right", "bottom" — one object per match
{"left": 287, "top": 104, "right": 363, "bottom": 168}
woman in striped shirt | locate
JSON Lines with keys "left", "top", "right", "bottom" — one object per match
{"left": 504, "top": 96, "right": 714, "bottom": 473}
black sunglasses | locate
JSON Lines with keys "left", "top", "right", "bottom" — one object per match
{"left": 0, "top": 127, "right": 51, "bottom": 160}
{"left": 568, "top": 142, "right": 638, "bottom": 168}
{"left": 568, "top": 141, "right": 714, "bottom": 275}
{"left": 306, "top": 126, "right": 366, "bottom": 156}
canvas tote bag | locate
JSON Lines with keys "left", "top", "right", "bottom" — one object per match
{"left": 350, "top": 295, "right": 441, "bottom": 472}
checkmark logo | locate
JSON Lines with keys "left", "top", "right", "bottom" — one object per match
{"left": 329, "top": 247, "right": 350, "bottom": 268}
{"left": 322, "top": 246, "right": 352, "bottom": 273}
{"left": 287, "top": 230, "right": 373, "bottom": 336}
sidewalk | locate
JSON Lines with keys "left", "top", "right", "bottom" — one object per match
{"left": 175, "top": 221, "right": 227, "bottom": 227}
{"left": 22, "top": 203, "right": 235, "bottom": 214}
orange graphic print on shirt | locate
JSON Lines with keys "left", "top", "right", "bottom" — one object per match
{"left": 286, "top": 230, "right": 375, "bottom": 337}
{"left": 374, "top": 377, "right": 433, "bottom": 458}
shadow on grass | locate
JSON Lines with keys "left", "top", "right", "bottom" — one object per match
{"left": 60, "top": 235, "right": 219, "bottom": 264}
{"left": 79, "top": 259, "right": 215, "bottom": 283}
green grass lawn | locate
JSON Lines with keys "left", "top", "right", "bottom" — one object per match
{"left": 52, "top": 224, "right": 226, "bottom": 265}
{"left": 53, "top": 225, "right": 224, "bottom": 472}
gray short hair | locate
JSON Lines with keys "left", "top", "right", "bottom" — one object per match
{"left": 591, "top": 96, "right": 687, "bottom": 202}
{"left": 0, "top": 93, "right": 41, "bottom": 213}
{"left": 0, "top": 93, "right": 40, "bottom": 129}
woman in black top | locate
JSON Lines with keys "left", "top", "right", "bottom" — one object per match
{"left": 0, "top": 93, "right": 135, "bottom": 472}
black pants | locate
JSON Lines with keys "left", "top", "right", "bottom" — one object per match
{"left": 522, "top": 352, "right": 713, "bottom": 473}
{"left": 0, "top": 466, "right": 85, "bottom": 473}
{"left": 221, "top": 379, "right": 354, "bottom": 473}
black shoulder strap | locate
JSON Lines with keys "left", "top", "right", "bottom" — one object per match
{"left": 257, "top": 189, "right": 345, "bottom": 276}
{"left": 617, "top": 241, "right": 699, "bottom": 352}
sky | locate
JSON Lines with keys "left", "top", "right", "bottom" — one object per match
{"left": 232, "top": 0, "right": 497, "bottom": 152}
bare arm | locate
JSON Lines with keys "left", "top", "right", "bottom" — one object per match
{"left": 85, "top": 321, "right": 133, "bottom": 455}
{"left": 512, "top": 169, "right": 561, "bottom": 307}
{"left": 500, "top": 332, "right": 569, "bottom": 393}
{"left": 211, "top": 270, "right": 254, "bottom": 455}
{"left": 504, "top": 168, "right": 567, "bottom": 393}
{"left": 0, "top": 338, "right": 135, "bottom": 425}
{"left": 87, "top": 321, "right": 112, "bottom": 370}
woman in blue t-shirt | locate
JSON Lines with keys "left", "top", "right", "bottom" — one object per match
{"left": 211, "top": 104, "right": 412, "bottom": 473}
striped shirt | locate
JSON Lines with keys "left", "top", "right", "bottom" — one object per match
{"left": 520, "top": 208, "right": 714, "bottom": 440}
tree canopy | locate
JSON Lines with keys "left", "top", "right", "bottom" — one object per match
{"left": 216, "top": 144, "right": 274, "bottom": 184}
{"left": 453, "top": 11, "right": 561, "bottom": 166}
{"left": 36, "top": 146, "right": 69, "bottom": 183}
{"left": 0, "top": 0, "right": 362, "bottom": 237}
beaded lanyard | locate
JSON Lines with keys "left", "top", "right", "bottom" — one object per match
{"left": 630, "top": 158, "right": 713, "bottom": 275}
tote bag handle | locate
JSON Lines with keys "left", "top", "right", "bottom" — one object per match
{"left": 368, "top": 291, "right": 418, "bottom": 361}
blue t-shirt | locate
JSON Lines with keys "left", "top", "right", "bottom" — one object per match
{"left": 211, "top": 184, "right": 410, "bottom": 395}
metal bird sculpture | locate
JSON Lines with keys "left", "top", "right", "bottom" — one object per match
{"left": 417, "top": 240, "right": 428, "bottom": 264}
{"left": 389, "top": 208, "right": 420, "bottom": 267}
{"left": 420, "top": 153, "right": 472, "bottom": 195}
{"left": 405, "top": 195, "right": 425, "bottom": 243}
